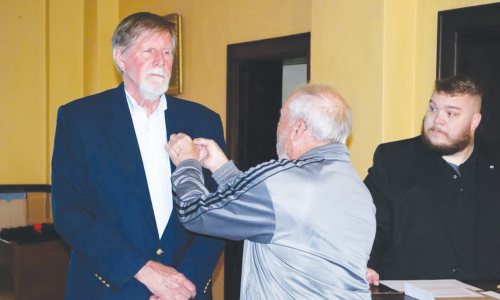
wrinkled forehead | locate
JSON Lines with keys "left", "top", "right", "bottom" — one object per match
{"left": 134, "top": 30, "right": 172, "bottom": 46}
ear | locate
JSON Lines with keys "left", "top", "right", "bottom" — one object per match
{"left": 470, "top": 113, "right": 482, "bottom": 132}
{"left": 291, "top": 119, "right": 307, "bottom": 143}
{"left": 114, "top": 48, "right": 126, "bottom": 73}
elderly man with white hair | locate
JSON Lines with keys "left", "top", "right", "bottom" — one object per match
{"left": 166, "top": 84, "right": 376, "bottom": 299}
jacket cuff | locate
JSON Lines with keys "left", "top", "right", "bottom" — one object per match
{"left": 176, "top": 159, "right": 203, "bottom": 172}
{"left": 212, "top": 161, "right": 241, "bottom": 186}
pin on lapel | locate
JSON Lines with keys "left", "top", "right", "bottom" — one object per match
{"left": 490, "top": 165, "right": 495, "bottom": 169}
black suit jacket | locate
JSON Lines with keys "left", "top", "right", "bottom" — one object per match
{"left": 365, "top": 136, "right": 500, "bottom": 280}
{"left": 52, "top": 83, "right": 225, "bottom": 299}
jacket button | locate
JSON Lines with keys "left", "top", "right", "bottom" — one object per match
{"left": 204, "top": 279, "right": 211, "bottom": 293}
{"left": 156, "top": 248, "right": 163, "bottom": 255}
{"left": 453, "top": 268, "right": 460, "bottom": 273}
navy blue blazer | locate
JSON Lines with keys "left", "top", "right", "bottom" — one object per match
{"left": 51, "top": 83, "right": 225, "bottom": 299}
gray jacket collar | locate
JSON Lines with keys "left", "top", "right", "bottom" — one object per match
{"left": 300, "top": 143, "right": 350, "bottom": 160}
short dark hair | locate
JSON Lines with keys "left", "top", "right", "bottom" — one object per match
{"left": 434, "top": 75, "right": 482, "bottom": 97}
{"left": 111, "top": 12, "right": 177, "bottom": 75}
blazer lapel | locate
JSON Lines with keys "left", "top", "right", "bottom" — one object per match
{"left": 165, "top": 97, "right": 182, "bottom": 174}
{"left": 164, "top": 96, "right": 200, "bottom": 173}
{"left": 162, "top": 96, "right": 197, "bottom": 249}
{"left": 104, "top": 84, "right": 158, "bottom": 236}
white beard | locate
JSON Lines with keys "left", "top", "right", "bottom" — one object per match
{"left": 276, "top": 128, "right": 290, "bottom": 160}
{"left": 139, "top": 67, "right": 170, "bottom": 101}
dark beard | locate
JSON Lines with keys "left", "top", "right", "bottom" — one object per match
{"left": 421, "top": 124, "right": 473, "bottom": 156}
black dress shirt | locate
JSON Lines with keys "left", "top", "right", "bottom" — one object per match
{"left": 438, "top": 151, "right": 477, "bottom": 279}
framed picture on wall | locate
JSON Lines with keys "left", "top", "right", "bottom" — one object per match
{"left": 163, "top": 13, "right": 183, "bottom": 96}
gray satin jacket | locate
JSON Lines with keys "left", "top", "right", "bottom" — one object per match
{"left": 172, "top": 143, "right": 376, "bottom": 299}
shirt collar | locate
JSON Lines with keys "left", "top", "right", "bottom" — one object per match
{"left": 434, "top": 147, "right": 478, "bottom": 176}
{"left": 124, "top": 88, "right": 168, "bottom": 115}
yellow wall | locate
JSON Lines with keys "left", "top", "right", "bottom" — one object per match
{"left": 311, "top": 0, "right": 385, "bottom": 177}
{"left": 47, "top": 0, "right": 85, "bottom": 185}
{"left": 0, "top": 0, "right": 47, "bottom": 183}
{"left": 311, "top": 0, "right": 499, "bottom": 177}
{"left": 1, "top": 0, "right": 499, "bottom": 298}
{"left": 0, "top": 0, "right": 119, "bottom": 184}
{"left": 383, "top": 0, "right": 417, "bottom": 142}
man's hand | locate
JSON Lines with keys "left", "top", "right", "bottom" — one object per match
{"left": 166, "top": 133, "right": 200, "bottom": 166}
{"left": 135, "top": 260, "right": 196, "bottom": 300}
{"left": 366, "top": 268, "right": 380, "bottom": 286}
{"left": 193, "top": 138, "right": 229, "bottom": 173}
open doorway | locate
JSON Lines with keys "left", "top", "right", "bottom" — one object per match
{"left": 438, "top": 3, "right": 500, "bottom": 145}
{"left": 224, "top": 33, "right": 310, "bottom": 299}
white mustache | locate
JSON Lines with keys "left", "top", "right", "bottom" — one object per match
{"left": 146, "top": 67, "right": 167, "bottom": 77}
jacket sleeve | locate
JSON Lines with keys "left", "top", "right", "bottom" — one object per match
{"left": 172, "top": 158, "right": 277, "bottom": 243}
{"left": 51, "top": 106, "right": 148, "bottom": 293}
{"left": 364, "top": 145, "right": 393, "bottom": 271}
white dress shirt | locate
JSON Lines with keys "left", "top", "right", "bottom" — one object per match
{"left": 125, "top": 89, "right": 172, "bottom": 238}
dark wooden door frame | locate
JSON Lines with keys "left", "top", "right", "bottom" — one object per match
{"left": 226, "top": 32, "right": 310, "bottom": 165}
{"left": 437, "top": 2, "right": 500, "bottom": 79}
{"left": 224, "top": 32, "right": 310, "bottom": 299}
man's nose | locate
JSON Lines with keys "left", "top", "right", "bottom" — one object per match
{"left": 153, "top": 51, "right": 165, "bottom": 66}
{"left": 433, "top": 112, "right": 445, "bottom": 125}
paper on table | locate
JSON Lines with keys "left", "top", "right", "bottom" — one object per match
{"left": 380, "top": 279, "right": 483, "bottom": 298}
{"left": 405, "top": 282, "right": 435, "bottom": 300}
{"left": 480, "top": 291, "right": 500, "bottom": 299}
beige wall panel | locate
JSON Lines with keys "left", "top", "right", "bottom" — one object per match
{"left": 83, "top": 0, "right": 99, "bottom": 96}
{"left": 0, "top": 201, "right": 7, "bottom": 229}
{"left": 383, "top": 0, "right": 417, "bottom": 143}
{"left": 9, "top": 199, "right": 29, "bottom": 228}
{"left": 0, "top": 199, "right": 28, "bottom": 229}
{"left": 0, "top": 0, "right": 47, "bottom": 184}
{"left": 83, "top": 0, "right": 121, "bottom": 97}
{"left": 46, "top": 193, "right": 53, "bottom": 222}
{"left": 27, "top": 192, "right": 48, "bottom": 225}
{"left": 47, "top": 0, "right": 85, "bottom": 182}
{"left": 96, "top": 0, "right": 121, "bottom": 92}
{"left": 212, "top": 253, "right": 224, "bottom": 300}
{"left": 311, "top": 0, "right": 384, "bottom": 177}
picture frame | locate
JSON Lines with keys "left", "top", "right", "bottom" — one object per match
{"left": 163, "top": 13, "right": 183, "bottom": 96}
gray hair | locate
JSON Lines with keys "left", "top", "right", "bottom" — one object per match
{"left": 111, "top": 12, "right": 177, "bottom": 75}
{"left": 287, "top": 84, "right": 353, "bottom": 144}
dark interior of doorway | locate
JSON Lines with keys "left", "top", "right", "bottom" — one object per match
{"left": 438, "top": 3, "right": 500, "bottom": 145}
{"left": 224, "top": 32, "right": 310, "bottom": 299}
